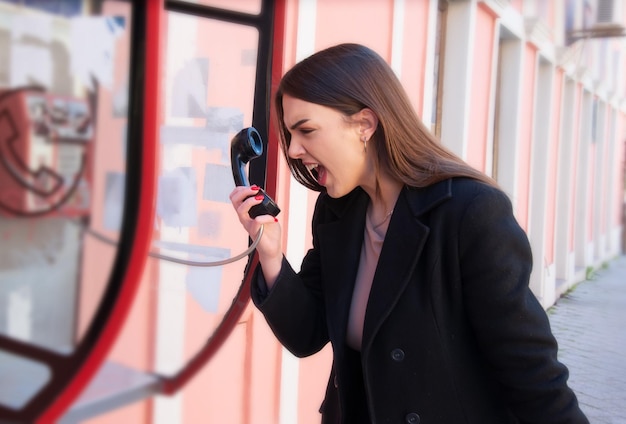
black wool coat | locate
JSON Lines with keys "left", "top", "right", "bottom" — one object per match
{"left": 251, "top": 178, "right": 589, "bottom": 424}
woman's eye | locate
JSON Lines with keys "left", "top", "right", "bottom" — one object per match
{"left": 300, "top": 128, "right": 314, "bottom": 135}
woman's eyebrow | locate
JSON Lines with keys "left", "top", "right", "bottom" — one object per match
{"left": 289, "top": 118, "right": 310, "bottom": 130}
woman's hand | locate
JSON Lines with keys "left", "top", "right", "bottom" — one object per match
{"left": 229, "top": 185, "right": 283, "bottom": 286}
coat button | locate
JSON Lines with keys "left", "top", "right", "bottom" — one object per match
{"left": 405, "top": 412, "right": 420, "bottom": 423}
{"left": 333, "top": 375, "right": 338, "bottom": 388}
{"left": 390, "top": 348, "right": 405, "bottom": 362}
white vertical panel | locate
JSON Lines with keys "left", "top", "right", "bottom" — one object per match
{"left": 574, "top": 91, "right": 593, "bottom": 269}
{"left": 592, "top": 101, "right": 607, "bottom": 261}
{"left": 494, "top": 37, "right": 524, "bottom": 205}
{"left": 295, "top": 0, "right": 317, "bottom": 62}
{"left": 555, "top": 78, "right": 576, "bottom": 285}
{"left": 421, "top": 0, "right": 440, "bottom": 126}
{"left": 280, "top": 2, "right": 318, "bottom": 424}
{"left": 605, "top": 108, "right": 619, "bottom": 255}
{"left": 440, "top": 0, "right": 476, "bottom": 160}
{"left": 153, "top": 262, "right": 186, "bottom": 424}
{"left": 528, "top": 60, "right": 554, "bottom": 306}
{"left": 152, "top": 12, "right": 199, "bottom": 424}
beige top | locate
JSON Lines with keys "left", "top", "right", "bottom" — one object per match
{"left": 346, "top": 209, "right": 391, "bottom": 350}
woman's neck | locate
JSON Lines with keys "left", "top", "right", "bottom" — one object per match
{"left": 361, "top": 171, "right": 403, "bottom": 225}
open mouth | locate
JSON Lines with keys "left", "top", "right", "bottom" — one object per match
{"left": 305, "top": 163, "right": 319, "bottom": 181}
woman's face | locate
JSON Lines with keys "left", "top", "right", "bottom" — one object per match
{"left": 282, "top": 95, "right": 371, "bottom": 198}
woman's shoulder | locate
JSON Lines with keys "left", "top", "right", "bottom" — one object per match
{"left": 401, "top": 178, "right": 513, "bottom": 223}
{"left": 406, "top": 177, "right": 508, "bottom": 206}
{"left": 444, "top": 178, "right": 513, "bottom": 218}
{"left": 449, "top": 177, "right": 504, "bottom": 197}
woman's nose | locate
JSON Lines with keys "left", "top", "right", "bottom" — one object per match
{"left": 288, "top": 138, "right": 305, "bottom": 159}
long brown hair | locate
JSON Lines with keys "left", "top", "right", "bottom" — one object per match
{"left": 274, "top": 43, "right": 497, "bottom": 192}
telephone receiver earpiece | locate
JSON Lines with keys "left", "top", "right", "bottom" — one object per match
{"left": 230, "top": 127, "right": 280, "bottom": 218}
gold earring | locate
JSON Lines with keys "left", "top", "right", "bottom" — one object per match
{"left": 362, "top": 136, "right": 367, "bottom": 152}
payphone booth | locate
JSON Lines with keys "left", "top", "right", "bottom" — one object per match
{"left": 0, "top": 0, "right": 282, "bottom": 422}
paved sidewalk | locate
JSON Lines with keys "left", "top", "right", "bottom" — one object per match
{"left": 548, "top": 254, "right": 626, "bottom": 424}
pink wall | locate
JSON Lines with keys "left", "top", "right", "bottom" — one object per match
{"left": 400, "top": 0, "right": 431, "bottom": 117}
{"left": 315, "top": 0, "right": 393, "bottom": 56}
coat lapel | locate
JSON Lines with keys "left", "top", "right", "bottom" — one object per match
{"left": 362, "top": 180, "right": 453, "bottom": 353}
{"left": 314, "top": 180, "right": 453, "bottom": 354}
{"left": 317, "top": 189, "right": 369, "bottom": 346}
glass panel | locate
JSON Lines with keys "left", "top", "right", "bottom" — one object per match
{"left": 175, "top": 0, "right": 262, "bottom": 16}
{"left": 0, "top": 0, "right": 133, "bottom": 354}
{"left": 151, "top": 11, "right": 259, "bottom": 376}
{"left": 0, "top": 350, "right": 51, "bottom": 409}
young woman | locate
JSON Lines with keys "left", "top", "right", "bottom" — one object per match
{"left": 230, "top": 43, "right": 588, "bottom": 424}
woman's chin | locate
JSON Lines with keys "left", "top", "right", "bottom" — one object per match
{"left": 325, "top": 186, "right": 349, "bottom": 199}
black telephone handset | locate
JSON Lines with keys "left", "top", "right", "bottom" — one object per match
{"left": 230, "top": 127, "right": 280, "bottom": 218}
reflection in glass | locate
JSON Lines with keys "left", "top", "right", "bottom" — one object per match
{"left": 152, "top": 11, "right": 260, "bottom": 376}
{"left": 0, "top": 1, "right": 132, "bottom": 355}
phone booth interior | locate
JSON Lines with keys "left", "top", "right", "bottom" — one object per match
{"left": 0, "top": 1, "right": 279, "bottom": 422}
{"left": 0, "top": 89, "right": 93, "bottom": 217}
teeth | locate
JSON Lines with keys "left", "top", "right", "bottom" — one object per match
{"left": 304, "top": 163, "right": 319, "bottom": 180}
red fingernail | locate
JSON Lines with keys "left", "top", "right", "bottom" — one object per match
{"left": 250, "top": 185, "right": 259, "bottom": 190}
{"left": 274, "top": 217, "right": 278, "bottom": 222}
{"left": 254, "top": 194, "right": 264, "bottom": 200}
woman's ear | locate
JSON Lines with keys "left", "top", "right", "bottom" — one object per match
{"left": 356, "top": 108, "right": 379, "bottom": 140}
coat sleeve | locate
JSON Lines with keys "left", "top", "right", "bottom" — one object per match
{"left": 250, "top": 195, "right": 330, "bottom": 357}
{"left": 458, "top": 186, "right": 589, "bottom": 424}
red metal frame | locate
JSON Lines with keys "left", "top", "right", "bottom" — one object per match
{"left": 267, "top": 0, "right": 287, "bottom": 193}
{"left": 34, "top": 1, "right": 163, "bottom": 422}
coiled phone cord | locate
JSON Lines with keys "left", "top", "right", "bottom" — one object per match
{"left": 83, "top": 224, "right": 264, "bottom": 267}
